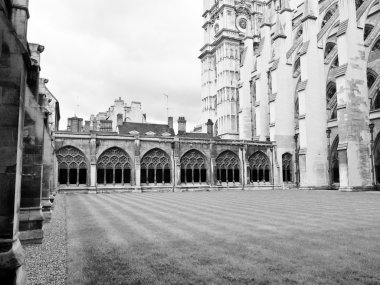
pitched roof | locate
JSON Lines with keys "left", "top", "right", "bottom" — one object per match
{"left": 118, "top": 122, "right": 175, "bottom": 136}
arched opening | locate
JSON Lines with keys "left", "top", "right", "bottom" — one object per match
{"left": 367, "top": 69, "right": 377, "bottom": 89}
{"left": 364, "top": 24, "right": 374, "bottom": 40}
{"left": 355, "top": 0, "right": 364, "bottom": 10}
{"left": 330, "top": 136, "right": 340, "bottom": 185}
{"left": 57, "top": 146, "right": 87, "bottom": 186}
{"left": 324, "top": 42, "right": 336, "bottom": 59}
{"left": 321, "top": 4, "right": 338, "bottom": 28}
{"left": 374, "top": 133, "right": 380, "bottom": 184}
{"left": 332, "top": 56, "right": 339, "bottom": 68}
{"left": 282, "top": 153, "right": 293, "bottom": 183}
{"left": 216, "top": 151, "right": 240, "bottom": 184}
{"left": 97, "top": 147, "right": 132, "bottom": 186}
{"left": 326, "top": 81, "right": 337, "bottom": 120}
{"left": 293, "top": 57, "right": 301, "bottom": 77}
{"left": 248, "top": 151, "right": 271, "bottom": 183}
{"left": 141, "top": 149, "right": 171, "bottom": 185}
{"left": 295, "top": 26, "right": 303, "bottom": 41}
{"left": 180, "top": 150, "right": 207, "bottom": 184}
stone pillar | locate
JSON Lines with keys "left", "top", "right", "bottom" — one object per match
{"left": 173, "top": 138, "right": 181, "bottom": 191}
{"left": 134, "top": 136, "right": 141, "bottom": 191}
{"left": 0, "top": 1, "right": 29, "bottom": 282}
{"left": 89, "top": 134, "right": 97, "bottom": 189}
{"left": 19, "top": 88, "right": 45, "bottom": 244}
{"left": 255, "top": 5, "right": 273, "bottom": 141}
{"left": 41, "top": 126, "right": 53, "bottom": 221}
{"left": 335, "top": 0, "right": 372, "bottom": 191}
{"left": 298, "top": 0, "right": 329, "bottom": 189}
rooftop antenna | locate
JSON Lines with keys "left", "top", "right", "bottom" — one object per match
{"left": 163, "top": 94, "right": 169, "bottom": 119}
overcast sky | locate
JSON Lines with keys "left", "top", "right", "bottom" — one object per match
{"left": 28, "top": 0, "right": 204, "bottom": 130}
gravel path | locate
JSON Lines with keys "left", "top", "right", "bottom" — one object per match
{"left": 24, "top": 194, "right": 67, "bottom": 285}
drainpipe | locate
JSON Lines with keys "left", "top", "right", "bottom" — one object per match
{"left": 369, "top": 123, "right": 375, "bottom": 186}
{"left": 326, "top": 129, "right": 331, "bottom": 189}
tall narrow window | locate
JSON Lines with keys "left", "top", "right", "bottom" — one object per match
{"left": 97, "top": 147, "right": 131, "bottom": 186}
{"left": 282, "top": 153, "right": 293, "bottom": 183}
{"left": 57, "top": 147, "right": 87, "bottom": 186}
{"left": 330, "top": 137, "right": 340, "bottom": 184}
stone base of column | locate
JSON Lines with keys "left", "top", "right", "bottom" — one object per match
{"left": 339, "top": 186, "right": 376, "bottom": 192}
{"left": 133, "top": 187, "right": 142, "bottom": 193}
{"left": 0, "top": 238, "right": 27, "bottom": 285}
{"left": 41, "top": 198, "right": 53, "bottom": 222}
{"left": 19, "top": 208, "right": 44, "bottom": 244}
{"left": 298, "top": 185, "right": 332, "bottom": 191}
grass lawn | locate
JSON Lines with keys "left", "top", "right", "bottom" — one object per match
{"left": 65, "top": 190, "right": 380, "bottom": 285}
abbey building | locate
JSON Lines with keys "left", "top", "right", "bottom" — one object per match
{"left": 199, "top": 0, "right": 380, "bottom": 191}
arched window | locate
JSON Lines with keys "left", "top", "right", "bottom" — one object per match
{"left": 248, "top": 151, "right": 271, "bottom": 183}
{"left": 216, "top": 151, "right": 240, "bottom": 183}
{"left": 374, "top": 133, "right": 380, "bottom": 184}
{"left": 364, "top": 24, "right": 374, "bottom": 40}
{"left": 332, "top": 56, "right": 339, "bottom": 68}
{"left": 355, "top": 0, "right": 364, "bottom": 10}
{"left": 321, "top": 4, "right": 338, "bottom": 28}
{"left": 330, "top": 136, "right": 340, "bottom": 184}
{"left": 97, "top": 147, "right": 131, "bottom": 185}
{"left": 373, "top": 38, "right": 380, "bottom": 52}
{"left": 181, "top": 150, "right": 207, "bottom": 184}
{"left": 282, "top": 153, "right": 293, "bottom": 183}
{"left": 141, "top": 149, "right": 171, "bottom": 185}
{"left": 367, "top": 69, "right": 378, "bottom": 89}
{"left": 324, "top": 42, "right": 336, "bottom": 59}
{"left": 372, "top": 90, "right": 380, "bottom": 110}
{"left": 326, "top": 81, "right": 337, "bottom": 120}
{"left": 293, "top": 57, "right": 301, "bottom": 77}
{"left": 57, "top": 147, "right": 87, "bottom": 186}
{"left": 295, "top": 26, "right": 303, "bottom": 41}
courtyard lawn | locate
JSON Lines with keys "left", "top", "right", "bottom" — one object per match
{"left": 65, "top": 190, "right": 380, "bottom": 285}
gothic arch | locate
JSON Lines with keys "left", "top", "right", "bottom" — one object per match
{"left": 282, "top": 153, "right": 293, "bottom": 183}
{"left": 294, "top": 25, "right": 303, "bottom": 42}
{"left": 141, "top": 148, "right": 171, "bottom": 185}
{"left": 373, "top": 132, "right": 380, "bottom": 184}
{"left": 324, "top": 42, "right": 336, "bottom": 59}
{"left": 56, "top": 146, "right": 88, "bottom": 186}
{"left": 364, "top": 24, "right": 374, "bottom": 41}
{"left": 248, "top": 151, "right": 271, "bottom": 183}
{"left": 180, "top": 150, "right": 208, "bottom": 184}
{"left": 321, "top": 3, "right": 338, "bottom": 28}
{"left": 326, "top": 81, "right": 337, "bottom": 120}
{"left": 293, "top": 57, "right": 301, "bottom": 77}
{"left": 216, "top": 151, "right": 240, "bottom": 183}
{"left": 97, "top": 147, "right": 132, "bottom": 185}
{"left": 330, "top": 136, "right": 340, "bottom": 185}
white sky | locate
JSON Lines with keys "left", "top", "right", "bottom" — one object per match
{"left": 28, "top": 0, "right": 204, "bottom": 130}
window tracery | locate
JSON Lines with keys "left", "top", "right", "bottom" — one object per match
{"left": 97, "top": 147, "right": 131, "bottom": 185}
{"left": 321, "top": 4, "right": 338, "bottom": 28}
{"left": 141, "top": 149, "right": 171, "bottom": 185}
{"left": 282, "top": 153, "right": 293, "bottom": 183}
{"left": 181, "top": 150, "right": 207, "bottom": 184}
{"left": 216, "top": 151, "right": 240, "bottom": 183}
{"left": 248, "top": 152, "right": 270, "bottom": 182}
{"left": 57, "top": 147, "right": 87, "bottom": 186}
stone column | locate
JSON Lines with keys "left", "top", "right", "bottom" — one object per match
{"left": 209, "top": 141, "right": 216, "bottom": 187}
{"left": 0, "top": 1, "right": 29, "bottom": 282}
{"left": 41, "top": 125, "right": 53, "bottom": 221}
{"left": 89, "top": 133, "right": 97, "bottom": 190}
{"left": 298, "top": 0, "right": 329, "bottom": 189}
{"left": 19, "top": 88, "right": 45, "bottom": 244}
{"left": 134, "top": 136, "right": 141, "bottom": 191}
{"left": 335, "top": 0, "right": 372, "bottom": 191}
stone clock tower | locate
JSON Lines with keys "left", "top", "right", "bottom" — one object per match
{"left": 199, "top": 0, "right": 265, "bottom": 139}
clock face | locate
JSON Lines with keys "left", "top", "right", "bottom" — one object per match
{"left": 239, "top": 18, "right": 247, "bottom": 30}
{"left": 236, "top": 15, "right": 248, "bottom": 32}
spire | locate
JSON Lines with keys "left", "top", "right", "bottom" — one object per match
{"left": 280, "top": 0, "right": 293, "bottom": 13}
{"left": 302, "top": 0, "right": 317, "bottom": 22}
{"left": 272, "top": 13, "right": 286, "bottom": 41}
{"left": 260, "top": 5, "right": 273, "bottom": 28}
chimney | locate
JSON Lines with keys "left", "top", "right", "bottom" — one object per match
{"left": 178, "top": 117, "right": 187, "bottom": 134}
{"left": 206, "top": 119, "right": 214, "bottom": 136}
{"left": 117, "top": 113, "right": 123, "bottom": 126}
{"left": 168, "top": 117, "right": 174, "bottom": 130}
